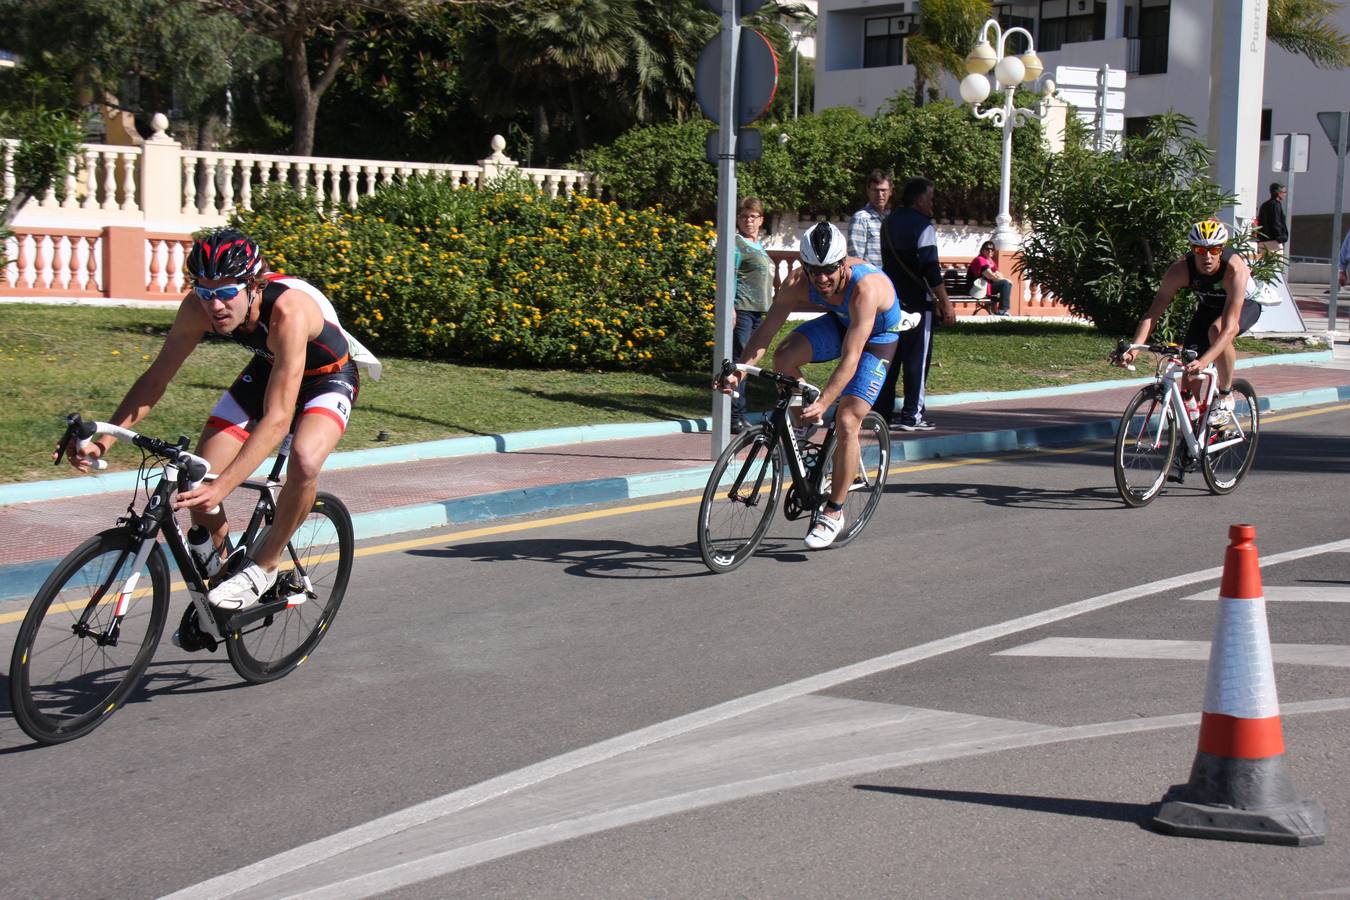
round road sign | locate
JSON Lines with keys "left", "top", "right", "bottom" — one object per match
{"left": 694, "top": 28, "right": 778, "bottom": 127}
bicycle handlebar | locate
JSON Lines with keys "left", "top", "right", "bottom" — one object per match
{"left": 717, "top": 360, "right": 822, "bottom": 405}
{"left": 60, "top": 414, "right": 214, "bottom": 502}
{"left": 1112, "top": 341, "right": 1198, "bottom": 372}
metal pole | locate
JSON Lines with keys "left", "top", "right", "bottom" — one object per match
{"left": 1328, "top": 111, "right": 1347, "bottom": 338}
{"left": 711, "top": 0, "right": 740, "bottom": 456}
{"left": 793, "top": 37, "right": 799, "bottom": 120}
{"left": 994, "top": 87, "right": 1015, "bottom": 250}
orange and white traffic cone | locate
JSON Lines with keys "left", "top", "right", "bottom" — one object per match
{"left": 1153, "top": 524, "right": 1326, "bottom": 846}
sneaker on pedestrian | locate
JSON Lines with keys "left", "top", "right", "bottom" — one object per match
{"left": 994, "top": 309, "right": 1011, "bottom": 317}
{"left": 209, "top": 561, "right": 277, "bottom": 611}
{"left": 804, "top": 511, "right": 845, "bottom": 549}
{"left": 730, "top": 417, "right": 748, "bottom": 435}
{"left": 896, "top": 417, "right": 936, "bottom": 432}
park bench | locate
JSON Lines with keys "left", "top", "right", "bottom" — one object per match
{"left": 941, "top": 264, "right": 999, "bottom": 316}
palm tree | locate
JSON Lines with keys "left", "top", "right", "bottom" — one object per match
{"left": 907, "top": 0, "right": 992, "bottom": 105}
{"left": 1267, "top": 0, "right": 1350, "bottom": 68}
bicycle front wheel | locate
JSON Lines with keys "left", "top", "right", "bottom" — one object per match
{"left": 226, "top": 492, "right": 354, "bottom": 683}
{"left": 1202, "top": 378, "right": 1259, "bottom": 495}
{"left": 1114, "top": 385, "right": 1177, "bottom": 507}
{"left": 697, "top": 425, "right": 783, "bottom": 574}
{"left": 818, "top": 411, "right": 892, "bottom": 546}
{"left": 9, "top": 528, "right": 170, "bottom": 744}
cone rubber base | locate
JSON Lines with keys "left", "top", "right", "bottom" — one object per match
{"left": 1153, "top": 752, "right": 1326, "bottom": 846}
{"left": 1154, "top": 794, "right": 1326, "bottom": 846}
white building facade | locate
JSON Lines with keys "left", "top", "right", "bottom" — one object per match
{"left": 815, "top": 0, "right": 1350, "bottom": 258}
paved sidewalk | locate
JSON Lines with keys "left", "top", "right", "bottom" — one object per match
{"left": 3, "top": 340, "right": 1348, "bottom": 600}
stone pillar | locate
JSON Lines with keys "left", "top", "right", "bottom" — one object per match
{"left": 103, "top": 225, "right": 147, "bottom": 299}
{"left": 477, "top": 135, "right": 518, "bottom": 187}
{"left": 1207, "top": 1, "right": 1268, "bottom": 226}
{"left": 139, "top": 113, "right": 183, "bottom": 224}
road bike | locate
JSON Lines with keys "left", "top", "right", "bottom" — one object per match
{"left": 697, "top": 361, "right": 891, "bottom": 573}
{"left": 1111, "top": 342, "right": 1259, "bottom": 507}
{"left": 8, "top": 414, "right": 353, "bottom": 744}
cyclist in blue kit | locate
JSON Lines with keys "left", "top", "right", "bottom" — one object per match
{"left": 721, "top": 222, "right": 917, "bottom": 549}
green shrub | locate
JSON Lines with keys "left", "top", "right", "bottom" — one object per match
{"left": 232, "top": 179, "right": 718, "bottom": 371}
{"left": 578, "top": 99, "right": 1048, "bottom": 223}
{"left": 1017, "top": 114, "right": 1282, "bottom": 337}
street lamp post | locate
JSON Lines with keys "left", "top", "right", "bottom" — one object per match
{"left": 959, "top": 18, "right": 1057, "bottom": 252}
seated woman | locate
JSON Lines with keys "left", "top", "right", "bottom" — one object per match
{"left": 967, "top": 240, "right": 1012, "bottom": 316}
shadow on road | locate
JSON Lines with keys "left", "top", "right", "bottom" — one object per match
{"left": 0, "top": 658, "right": 242, "bottom": 753}
{"left": 889, "top": 480, "right": 1129, "bottom": 511}
{"left": 853, "top": 784, "right": 1156, "bottom": 828}
{"left": 407, "top": 536, "right": 817, "bottom": 579}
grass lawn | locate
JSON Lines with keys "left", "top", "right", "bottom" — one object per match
{"left": 0, "top": 303, "right": 1302, "bottom": 484}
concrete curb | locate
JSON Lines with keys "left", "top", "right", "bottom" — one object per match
{"left": 3, "top": 381, "right": 1348, "bottom": 602}
{"left": 0, "top": 350, "right": 1331, "bottom": 508}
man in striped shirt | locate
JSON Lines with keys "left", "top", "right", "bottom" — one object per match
{"left": 846, "top": 169, "right": 892, "bottom": 268}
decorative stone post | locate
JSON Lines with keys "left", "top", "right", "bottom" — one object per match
{"left": 139, "top": 113, "right": 183, "bottom": 223}
{"left": 477, "top": 135, "right": 518, "bottom": 188}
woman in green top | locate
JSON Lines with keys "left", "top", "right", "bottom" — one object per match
{"left": 732, "top": 196, "right": 775, "bottom": 432}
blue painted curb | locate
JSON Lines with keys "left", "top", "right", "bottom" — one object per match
{"left": 10, "top": 381, "right": 1346, "bottom": 601}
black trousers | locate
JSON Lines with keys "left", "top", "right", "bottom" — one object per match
{"left": 871, "top": 307, "right": 936, "bottom": 423}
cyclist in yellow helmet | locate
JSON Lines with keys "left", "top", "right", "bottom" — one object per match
{"left": 1117, "top": 219, "right": 1262, "bottom": 427}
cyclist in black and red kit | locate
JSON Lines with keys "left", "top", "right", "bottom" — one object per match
{"left": 60, "top": 228, "right": 368, "bottom": 610}
{"left": 1118, "top": 219, "right": 1261, "bottom": 427}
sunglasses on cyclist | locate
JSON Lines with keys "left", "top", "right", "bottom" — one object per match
{"left": 803, "top": 262, "right": 842, "bottom": 277}
{"left": 193, "top": 283, "right": 248, "bottom": 303}
{"left": 1190, "top": 244, "right": 1224, "bottom": 257}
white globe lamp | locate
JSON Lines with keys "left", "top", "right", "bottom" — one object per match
{"left": 959, "top": 73, "right": 992, "bottom": 105}
{"left": 994, "top": 55, "right": 1025, "bottom": 88}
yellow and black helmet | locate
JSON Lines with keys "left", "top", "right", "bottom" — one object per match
{"left": 1187, "top": 219, "right": 1229, "bottom": 248}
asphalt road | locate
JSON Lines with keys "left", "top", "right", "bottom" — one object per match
{"left": 3, "top": 402, "right": 1349, "bottom": 899}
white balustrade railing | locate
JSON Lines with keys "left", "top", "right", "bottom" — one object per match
{"left": 3, "top": 229, "right": 104, "bottom": 294}
{"left": 2, "top": 139, "right": 143, "bottom": 216}
{"left": 3, "top": 119, "right": 597, "bottom": 231}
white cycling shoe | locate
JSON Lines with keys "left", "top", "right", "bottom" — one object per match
{"left": 804, "top": 511, "right": 846, "bottom": 550}
{"left": 209, "top": 562, "right": 277, "bottom": 611}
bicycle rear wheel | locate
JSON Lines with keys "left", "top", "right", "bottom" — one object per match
{"left": 1114, "top": 386, "right": 1177, "bottom": 507}
{"left": 1202, "top": 378, "right": 1259, "bottom": 495}
{"left": 697, "top": 425, "right": 783, "bottom": 573}
{"left": 226, "top": 492, "right": 353, "bottom": 683}
{"left": 9, "top": 528, "right": 170, "bottom": 744}
{"left": 818, "top": 411, "right": 891, "bottom": 546}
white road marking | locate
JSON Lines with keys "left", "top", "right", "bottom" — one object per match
{"left": 163, "top": 537, "right": 1350, "bottom": 900}
{"left": 996, "top": 636, "right": 1350, "bottom": 668}
{"left": 1182, "top": 585, "right": 1350, "bottom": 603}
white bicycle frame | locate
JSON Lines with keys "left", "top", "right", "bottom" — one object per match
{"left": 1124, "top": 347, "right": 1247, "bottom": 459}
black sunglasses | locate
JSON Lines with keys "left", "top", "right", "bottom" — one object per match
{"left": 803, "top": 261, "right": 842, "bottom": 277}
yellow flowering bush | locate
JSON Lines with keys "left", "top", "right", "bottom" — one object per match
{"left": 232, "top": 181, "right": 717, "bottom": 370}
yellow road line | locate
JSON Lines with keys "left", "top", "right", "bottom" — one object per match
{"left": 5, "top": 400, "right": 1347, "bottom": 626}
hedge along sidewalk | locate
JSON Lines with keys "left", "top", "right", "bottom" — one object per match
{"left": 0, "top": 346, "right": 1332, "bottom": 509}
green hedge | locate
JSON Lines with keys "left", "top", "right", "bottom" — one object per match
{"left": 579, "top": 97, "right": 1048, "bottom": 223}
{"left": 231, "top": 179, "right": 717, "bottom": 370}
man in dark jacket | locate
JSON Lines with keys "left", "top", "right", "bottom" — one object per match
{"left": 872, "top": 177, "right": 955, "bottom": 431}
{"left": 1256, "top": 182, "right": 1288, "bottom": 257}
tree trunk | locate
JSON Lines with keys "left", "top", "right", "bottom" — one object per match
{"left": 280, "top": 30, "right": 350, "bottom": 157}
{"left": 568, "top": 81, "right": 589, "bottom": 151}
{"left": 1, "top": 189, "right": 36, "bottom": 229}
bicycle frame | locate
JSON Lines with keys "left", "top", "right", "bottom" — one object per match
{"left": 72, "top": 427, "right": 302, "bottom": 646}
{"left": 1137, "top": 355, "right": 1247, "bottom": 460}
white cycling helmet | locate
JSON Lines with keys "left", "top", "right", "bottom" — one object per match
{"left": 799, "top": 222, "right": 848, "bottom": 268}
{"left": 1187, "top": 219, "right": 1229, "bottom": 247}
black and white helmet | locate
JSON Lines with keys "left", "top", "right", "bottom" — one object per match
{"left": 799, "top": 222, "right": 847, "bottom": 268}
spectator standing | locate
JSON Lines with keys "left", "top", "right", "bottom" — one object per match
{"left": 873, "top": 177, "right": 955, "bottom": 431}
{"left": 731, "top": 197, "right": 775, "bottom": 433}
{"left": 967, "top": 239, "right": 1012, "bottom": 316}
{"left": 847, "top": 170, "right": 892, "bottom": 267}
{"left": 1256, "top": 182, "right": 1289, "bottom": 258}
{"left": 1339, "top": 227, "right": 1350, "bottom": 289}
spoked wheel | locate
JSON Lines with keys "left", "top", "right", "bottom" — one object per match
{"left": 226, "top": 492, "right": 353, "bottom": 683}
{"left": 818, "top": 411, "right": 892, "bottom": 546}
{"left": 697, "top": 425, "right": 783, "bottom": 574}
{"left": 1202, "top": 378, "right": 1259, "bottom": 495}
{"left": 1114, "top": 386, "right": 1177, "bottom": 507}
{"left": 9, "top": 528, "right": 170, "bottom": 744}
